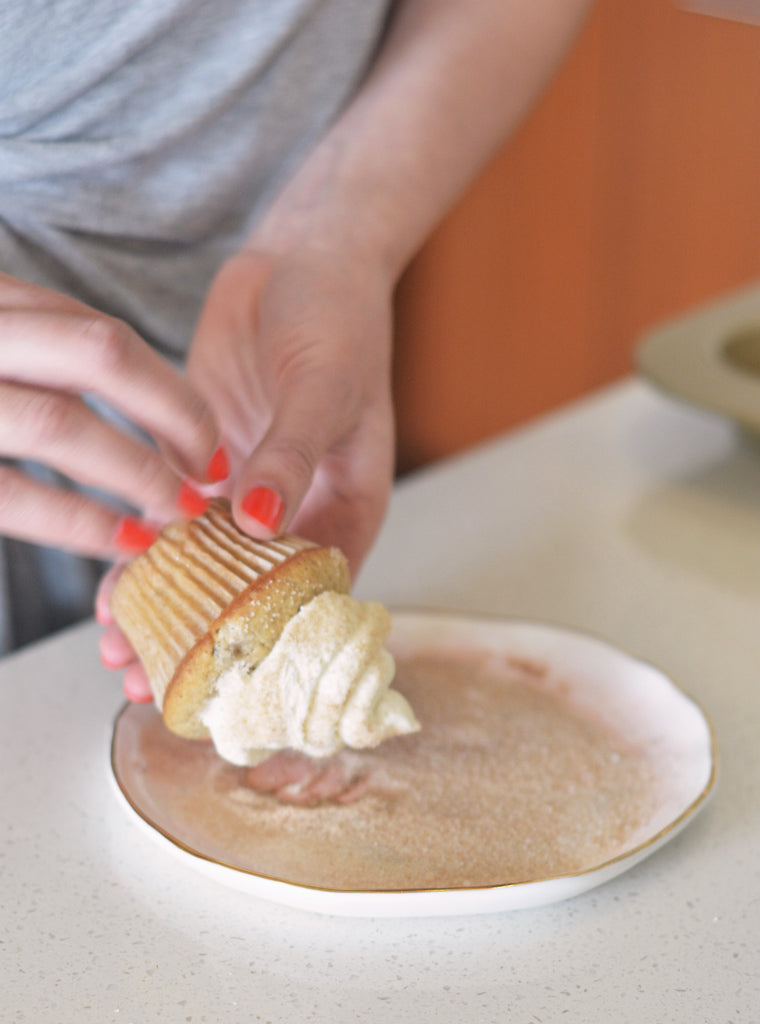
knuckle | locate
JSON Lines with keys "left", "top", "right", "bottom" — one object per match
{"left": 79, "top": 315, "right": 133, "bottom": 376}
{"left": 59, "top": 494, "right": 109, "bottom": 550}
{"left": 22, "top": 390, "right": 79, "bottom": 449}
{"left": 43, "top": 486, "right": 113, "bottom": 552}
{"left": 0, "top": 464, "right": 113, "bottom": 553}
{"left": 133, "top": 450, "right": 174, "bottom": 499}
{"left": 183, "top": 389, "right": 215, "bottom": 440}
{"left": 171, "top": 378, "right": 215, "bottom": 455}
{"left": 269, "top": 438, "right": 318, "bottom": 486}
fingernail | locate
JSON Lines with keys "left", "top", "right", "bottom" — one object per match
{"left": 206, "top": 445, "right": 230, "bottom": 483}
{"left": 177, "top": 481, "right": 211, "bottom": 519}
{"left": 241, "top": 486, "right": 284, "bottom": 532}
{"left": 114, "top": 516, "right": 160, "bottom": 553}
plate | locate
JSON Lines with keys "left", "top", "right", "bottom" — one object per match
{"left": 637, "top": 283, "right": 760, "bottom": 435}
{"left": 110, "top": 611, "right": 715, "bottom": 917}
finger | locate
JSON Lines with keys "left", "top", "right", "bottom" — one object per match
{"left": 99, "top": 623, "right": 136, "bottom": 669}
{"left": 0, "top": 382, "right": 183, "bottom": 521}
{"left": 288, "top": 462, "right": 387, "bottom": 577}
{"left": 122, "top": 662, "right": 153, "bottom": 703}
{"left": 0, "top": 272, "right": 93, "bottom": 313}
{"left": 231, "top": 367, "right": 347, "bottom": 539}
{"left": 0, "top": 463, "right": 156, "bottom": 556}
{"left": 95, "top": 562, "right": 126, "bottom": 624}
{"left": 288, "top": 407, "right": 395, "bottom": 575}
{"left": 0, "top": 308, "right": 220, "bottom": 483}
{"left": 97, "top": 566, "right": 154, "bottom": 703}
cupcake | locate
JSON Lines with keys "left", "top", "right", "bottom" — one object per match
{"left": 110, "top": 499, "right": 419, "bottom": 765}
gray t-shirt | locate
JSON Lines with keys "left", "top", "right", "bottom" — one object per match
{"left": 0, "top": 0, "right": 394, "bottom": 647}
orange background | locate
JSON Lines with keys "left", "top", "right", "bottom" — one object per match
{"left": 392, "top": 0, "right": 760, "bottom": 474}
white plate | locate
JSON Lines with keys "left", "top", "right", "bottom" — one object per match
{"left": 110, "top": 610, "right": 715, "bottom": 917}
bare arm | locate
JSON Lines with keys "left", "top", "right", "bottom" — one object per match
{"left": 253, "top": 0, "right": 593, "bottom": 277}
{"left": 183, "top": 0, "right": 593, "bottom": 571}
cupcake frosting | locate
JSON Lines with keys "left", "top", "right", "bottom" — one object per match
{"left": 199, "top": 591, "right": 420, "bottom": 766}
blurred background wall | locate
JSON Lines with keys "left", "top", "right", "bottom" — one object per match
{"left": 392, "top": 0, "right": 760, "bottom": 474}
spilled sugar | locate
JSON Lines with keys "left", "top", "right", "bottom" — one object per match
{"left": 116, "top": 648, "right": 663, "bottom": 891}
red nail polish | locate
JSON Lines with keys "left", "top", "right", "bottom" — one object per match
{"left": 241, "top": 486, "right": 284, "bottom": 532}
{"left": 177, "top": 481, "right": 211, "bottom": 518}
{"left": 114, "top": 517, "right": 159, "bottom": 553}
{"left": 206, "top": 445, "right": 230, "bottom": 483}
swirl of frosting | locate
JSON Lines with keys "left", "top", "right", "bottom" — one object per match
{"left": 199, "top": 591, "right": 420, "bottom": 766}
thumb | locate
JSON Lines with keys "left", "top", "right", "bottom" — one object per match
{"left": 231, "top": 372, "right": 341, "bottom": 540}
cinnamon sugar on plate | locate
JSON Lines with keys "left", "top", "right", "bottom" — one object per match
{"left": 113, "top": 647, "right": 664, "bottom": 892}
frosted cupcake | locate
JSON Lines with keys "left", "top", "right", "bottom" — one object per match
{"left": 110, "top": 499, "right": 419, "bottom": 765}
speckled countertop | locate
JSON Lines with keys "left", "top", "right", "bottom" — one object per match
{"left": 3, "top": 378, "right": 759, "bottom": 1023}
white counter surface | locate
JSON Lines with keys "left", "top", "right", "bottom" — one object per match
{"left": 3, "top": 379, "right": 759, "bottom": 1022}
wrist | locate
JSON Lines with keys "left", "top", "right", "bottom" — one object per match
{"left": 246, "top": 136, "right": 414, "bottom": 290}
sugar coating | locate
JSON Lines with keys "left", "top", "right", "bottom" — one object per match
{"left": 199, "top": 591, "right": 420, "bottom": 765}
{"left": 121, "top": 648, "right": 663, "bottom": 891}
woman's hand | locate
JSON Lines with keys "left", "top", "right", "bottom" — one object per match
{"left": 185, "top": 243, "right": 396, "bottom": 576}
{"left": 0, "top": 272, "right": 221, "bottom": 556}
{"left": 98, "top": 241, "right": 396, "bottom": 701}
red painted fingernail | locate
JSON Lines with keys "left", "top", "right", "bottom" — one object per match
{"left": 114, "top": 516, "right": 160, "bottom": 553}
{"left": 177, "top": 481, "right": 211, "bottom": 518}
{"left": 241, "top": 486, "right": 284, "bottom": 532}
{"left": 206, "top": 445, "right": 230, "bottom": 483}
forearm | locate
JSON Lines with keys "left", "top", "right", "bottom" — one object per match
{"left": 253, "top": 0, "right": 592, "bottom": 280}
